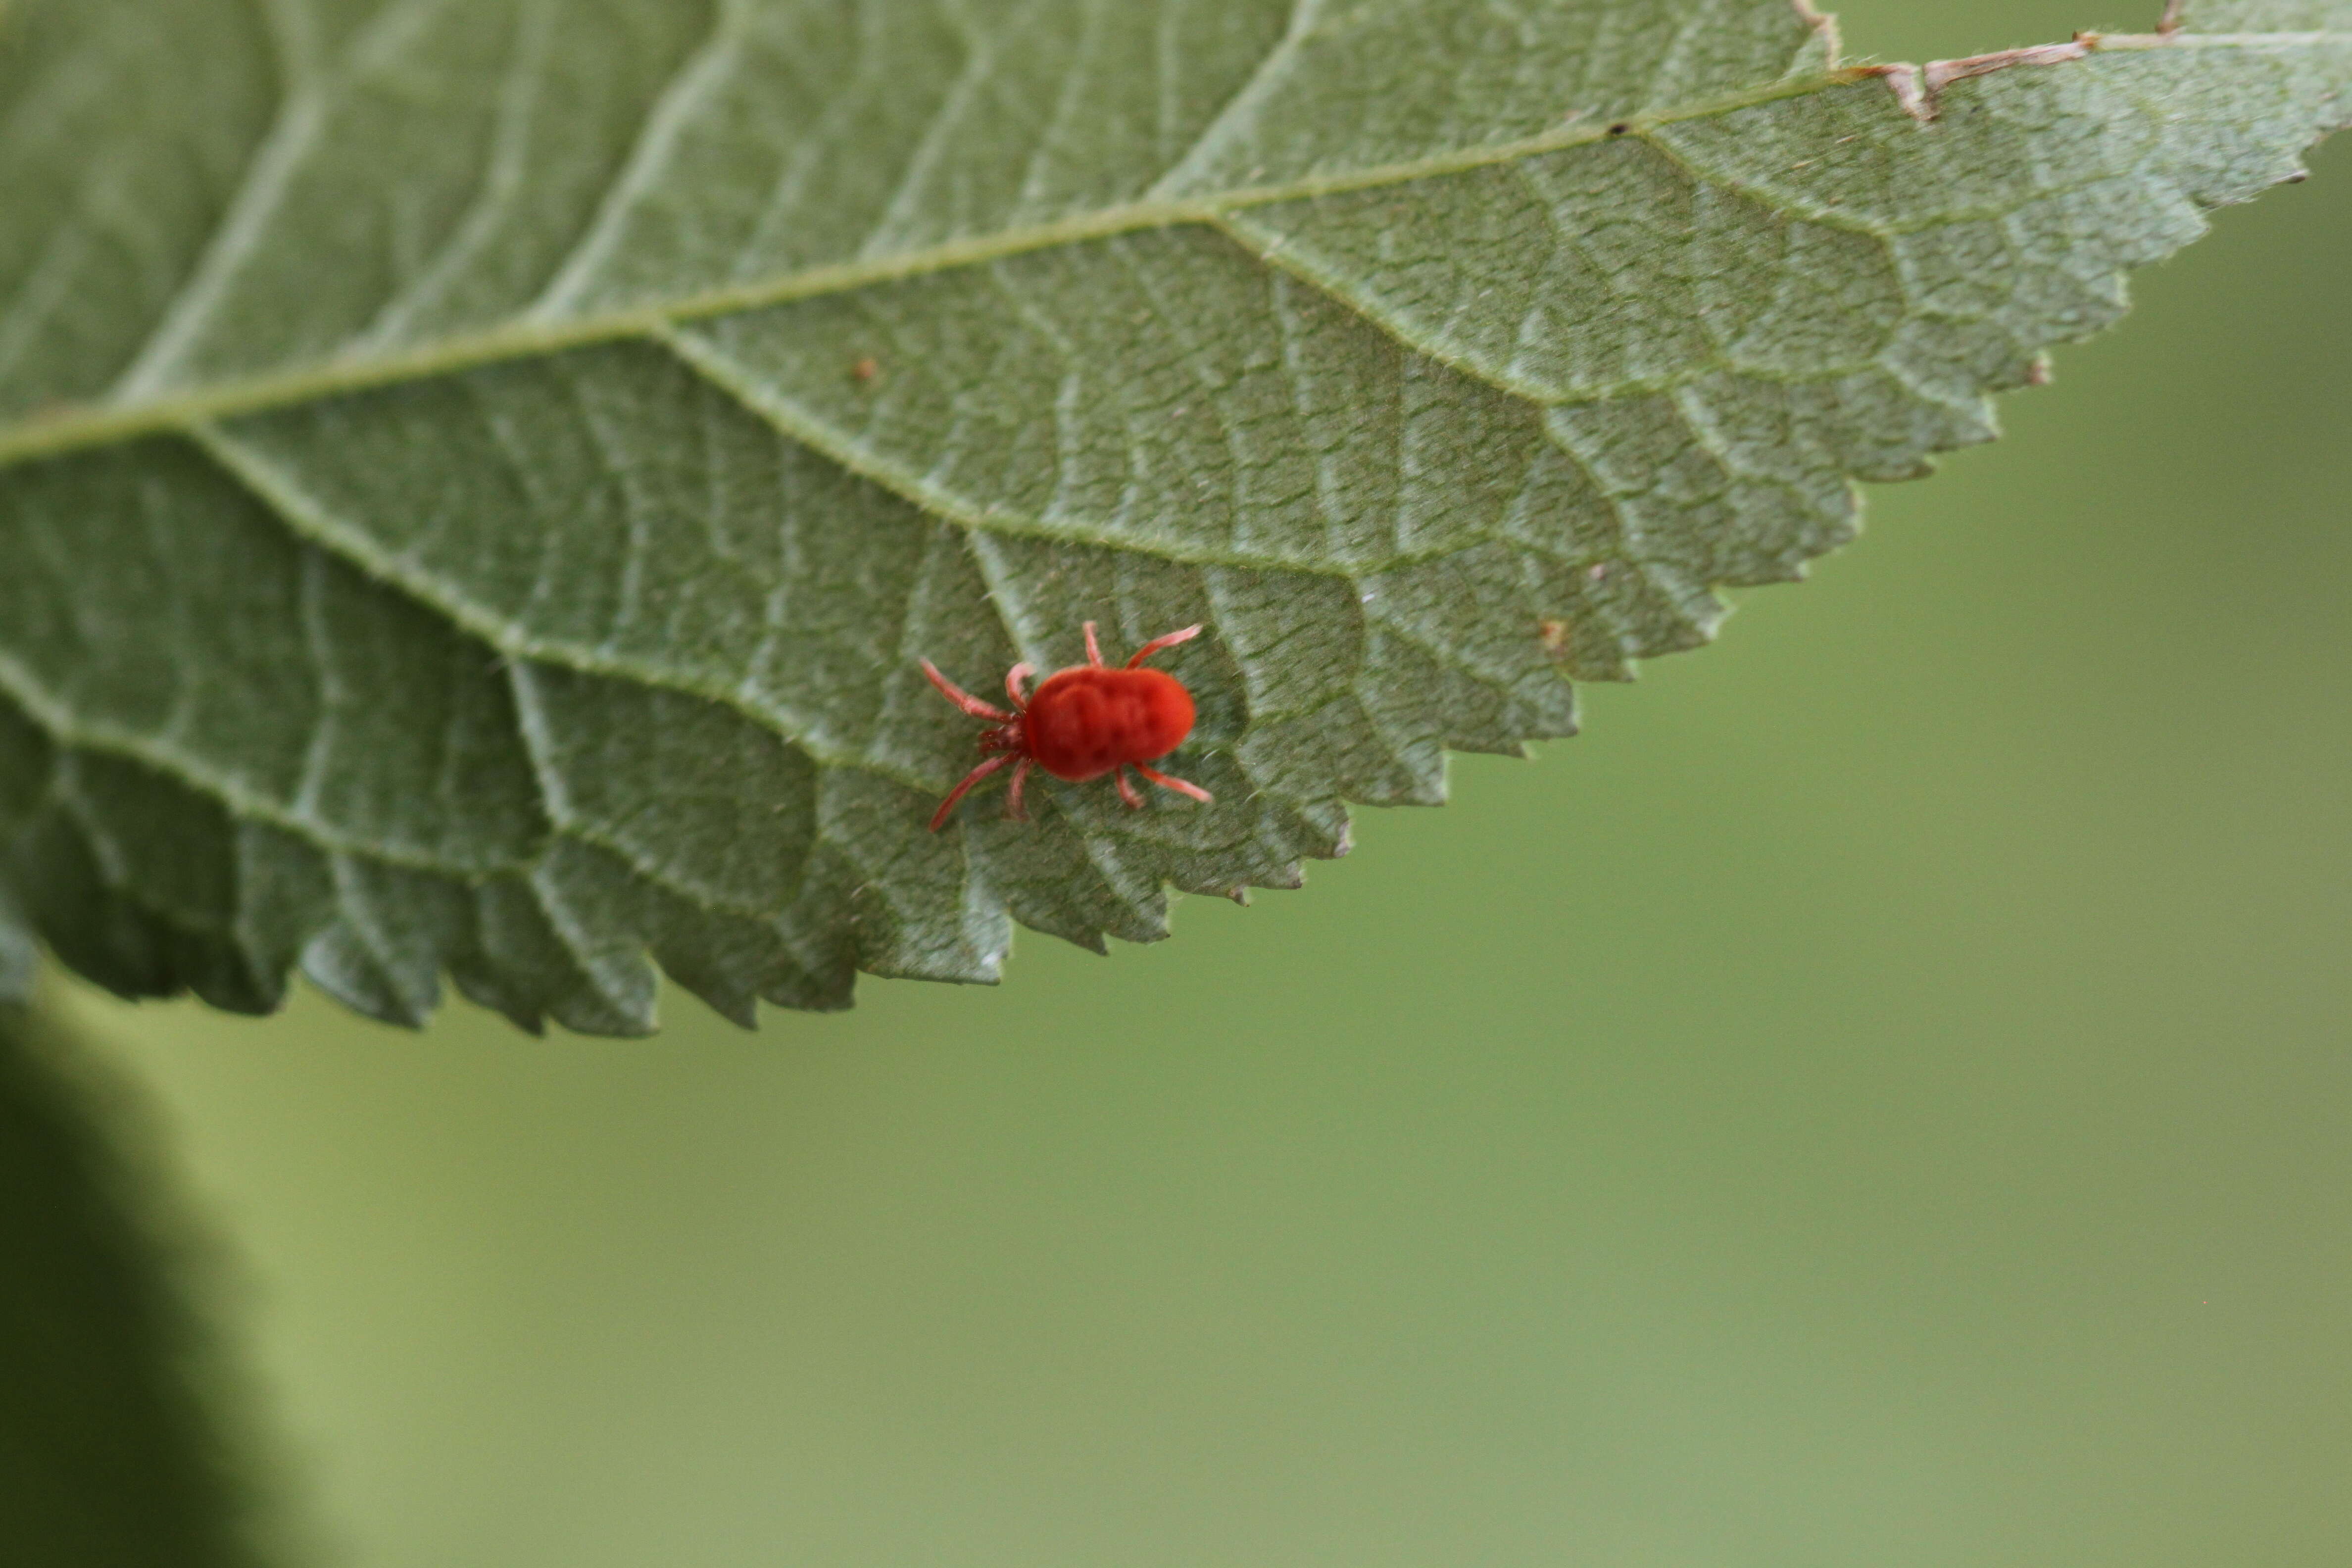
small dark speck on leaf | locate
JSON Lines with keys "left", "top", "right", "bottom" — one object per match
{"left": 850, "top": 356, "right": 882, "bottom": 384}
{"left": 1606, "top": 122, "right": 1629, "bottom": 137}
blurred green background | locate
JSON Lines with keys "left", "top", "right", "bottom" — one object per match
{"left": 43, "top": 3, "right": 2352, "bottom": 1563}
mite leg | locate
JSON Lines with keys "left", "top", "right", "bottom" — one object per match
{"left": 1125, "top": 624, "right": 1203, "bottom": 669}
{"left": 1083, "top": 621, "right": 1107, "bottom": 668}
{"left": 1114, "top": 766, "right": 1145, "bottom": 810}
{"left": 1005, "top": 662, "right": 1036, "bottom": 710}
{"left": 1134, "top": 763, "right": 1212, "bottom": 804}
{"left": 929, "top": 753, "right": 1016, "bottom": 832}
{"left": 922, "top": 659, "right": 1013, "bottom": 721}
{"left": 1004, "top": 757, "right": 1035, "bottom": 822}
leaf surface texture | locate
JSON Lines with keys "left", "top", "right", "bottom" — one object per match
{"left": 0, "top": 0, "right": 2346, "bottom": 1029}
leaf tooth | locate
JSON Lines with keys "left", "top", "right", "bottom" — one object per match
{"left": 7, "top": 791, "right": 274, "bottom": 1015}
{"left": 299, "top": 858, "right": 462, "bottom": 1029}
{"left": 452, "top": 872, "right": 659, "bottom": 1040}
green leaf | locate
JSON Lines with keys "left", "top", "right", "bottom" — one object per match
{"left": 0, "top": 0, "right": 2346, "bottom": 1031}
{"left": 0, "top": 1001, "right": 278, "bottom": 1565}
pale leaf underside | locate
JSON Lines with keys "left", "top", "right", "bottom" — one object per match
{"left": 0, "top": 0, "right": 2343, "bottom": 1031}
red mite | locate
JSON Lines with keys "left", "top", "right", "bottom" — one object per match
{"left": 921, "top": 622, "right": 1214, "bottom": 832}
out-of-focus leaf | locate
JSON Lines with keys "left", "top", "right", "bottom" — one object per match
{"left": 0, "top": 1002, "right": 276, "bottom": 1565}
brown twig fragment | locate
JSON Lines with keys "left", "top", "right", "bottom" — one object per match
{"left": 1858, "top": 0, "right": 2204, "bottom": 122}
{"left": 1865, "top": 39, "right": 2096, "bottom": 122}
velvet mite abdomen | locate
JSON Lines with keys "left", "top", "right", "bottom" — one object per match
{"left": 920, "top": 622, "right": 1213, "bottom": 831}
{"left": 1024, "top": 665, "right": 1195, "bottom": 782}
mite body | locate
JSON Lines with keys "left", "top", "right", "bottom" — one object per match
{"left": 921, "top": 622, "right": 1214, "bottom": 831}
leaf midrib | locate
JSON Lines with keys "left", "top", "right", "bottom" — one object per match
{"left": 0, "top": 32, "right": 2222, "bottom": 473}
{"left": 5, "top": 20, "right": 2303, "bottom": 479}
